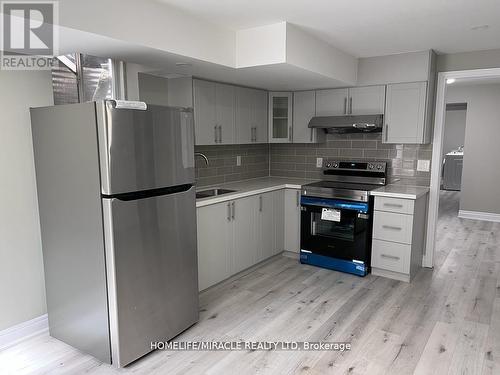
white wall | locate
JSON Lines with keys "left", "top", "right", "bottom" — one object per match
{"left": 442, "top": 108, "right": 467, "bottom": 157}
{"left": 0, "top": 70, "right": 53, "bottom": 331}
{"left": 446, "top": 83, "right": 500, "bottom": 214}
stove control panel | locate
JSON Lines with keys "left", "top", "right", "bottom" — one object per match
{"left": 323, "top": 160, "right": 386, "bottom": 172}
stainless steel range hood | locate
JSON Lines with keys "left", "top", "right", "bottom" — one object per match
{"left": 308, "top": 114, "right": 384, "bottom": 134}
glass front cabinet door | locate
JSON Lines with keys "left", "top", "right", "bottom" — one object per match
{"left": 268, "top": 92, "right": 293, "bottom": 143}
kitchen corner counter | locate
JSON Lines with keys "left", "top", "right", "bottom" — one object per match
{"left": 196, "top": 177, "right": 315, "bottom": 207}
{"left": 370, "top": 185, "right": 429, "bottom": 200}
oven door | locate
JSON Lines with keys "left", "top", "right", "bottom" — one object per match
{"left": 300, "top": 196, "right": 372, "bottom": 264}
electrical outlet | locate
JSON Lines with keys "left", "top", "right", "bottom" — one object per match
{"left": 236, "top": 155, "right": 241, "bottom": 166}
{"left": 316, "top": 157, "right": 323, "bottom": 168}
{"left": 417, "top": 159, "right": 430, "bottom": 172}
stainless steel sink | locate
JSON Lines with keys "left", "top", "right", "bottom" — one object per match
{"left": 196, "top": 188, "right": 237, "bottom": 199}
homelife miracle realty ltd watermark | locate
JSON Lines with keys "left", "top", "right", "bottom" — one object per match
{"left": 1, "top": 1, "right": 58, "bottom": 69}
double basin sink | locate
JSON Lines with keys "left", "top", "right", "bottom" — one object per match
{"left": 196, "top": 188, "right": 237, "bottom": 199}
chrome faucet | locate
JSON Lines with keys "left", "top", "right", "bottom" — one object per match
{"left": 194, "top": 152, "right": 209, "bottom": 166}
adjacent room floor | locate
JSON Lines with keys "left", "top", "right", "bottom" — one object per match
{"left": 1, "top": 193, "right": 499, "bottom": 375}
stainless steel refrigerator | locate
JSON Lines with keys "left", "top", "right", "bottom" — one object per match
{"left": 30, "top": 100, "right": 199, "bottom": 367}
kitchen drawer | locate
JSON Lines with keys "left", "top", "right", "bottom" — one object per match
{"left": 371, "top": 239, "right": 411, "bottom": 274}
{"left": 374, "top": 196, "right": 414, "bottom": 214}
{"left": 373, "top": 211, "right": 413, "bottom": 244}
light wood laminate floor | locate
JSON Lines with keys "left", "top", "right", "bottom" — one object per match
{"left": 1, "top": 191, "right": 499, "bottom": 375}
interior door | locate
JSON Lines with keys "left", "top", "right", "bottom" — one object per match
{"left": 98, "top": 101, "right": 195, "bottom": 195}
{"left": 102, "top": 186, "right": 198, "bottom": 367}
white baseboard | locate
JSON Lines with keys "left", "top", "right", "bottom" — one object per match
{"left": 0, "top": 314, "right": 48, "bottom": 350}
{"left": 458, "top": 210, "right": 500, "bottom": 223}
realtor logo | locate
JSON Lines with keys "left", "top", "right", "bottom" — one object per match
{"left": 1, "top": 1, "right": 58, "bottom": 69}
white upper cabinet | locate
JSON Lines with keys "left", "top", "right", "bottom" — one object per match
{"left": 384, "top": 82, "right": 428, "bottom": 144}
{"left": 236, "top": 87, "right": 268, "bottom": 144}
{"left": 251, "top": 89, "right": 268, "bottom": 143}
{"left": 215, "top": 83, "right": 235, "bottom": 144}
{"left": 348, "top": 85, "right": 386, "bottom": 114}
{"left": 315, "top": 86, "right": 385, "bottom": 117}
{"left": 235, "top": 86, "right": 253, "bottom": 144}
{"left": 292, "top": 91, "right": 325, "bottom": 143}
{"left": 195, "top": 79, "right": 267, "bottom": 145}
{"left": 268, "top": 92, "right": 293, "bottom": 143}
{"left": 193, "top": 79, "right": 217, "bottom": 145}
{"left": 315, "top": 88, "right": 349, "bottom": 116}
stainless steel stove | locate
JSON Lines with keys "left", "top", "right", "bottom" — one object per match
{"left": 299, "top": 160, "right": 387, "bottom": 276}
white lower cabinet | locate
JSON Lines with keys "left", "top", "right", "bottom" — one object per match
{"left": 284, "top": 189, "right": 301, "bottom": 253}
{"left": 196, "top": 201, "right": 233, "bottom": 291}
{"left": 197, "top": 190, "right": 289, "bottom": 291}
{"left": 371, "top": 194, "right": 428, "bottom": 282}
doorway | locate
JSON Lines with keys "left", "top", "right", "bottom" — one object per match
{"left": 425, "top": 68, "right": 500, "bottom": 267}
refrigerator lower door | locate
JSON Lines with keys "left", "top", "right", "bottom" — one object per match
{"left": 97, "top": 101, "right": 195, "bottom": 195}
{"left": 102, "top": 186, "right": 199, "bottom": 367}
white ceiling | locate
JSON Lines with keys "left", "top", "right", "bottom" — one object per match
{"left": 156, "top": 0, "right": 500, "bottom": 57}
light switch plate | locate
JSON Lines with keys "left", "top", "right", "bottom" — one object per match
{"left": 417, "top": 159, "right": 430, "bottom": 172}
{"left": 316, "top": 157, "right": 323, "bottom": 168}
{"left": 236, "top": 155, "right": 241, "bottom": 166}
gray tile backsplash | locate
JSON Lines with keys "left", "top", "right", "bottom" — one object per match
{"left": 194, "top": 144, "right": 270, "bottom": 187}
{"left": 269, "top": 133, "right": 432, "bottom": 186}
{"left": 194, "top": 133, "right": 432, "bottom": 187}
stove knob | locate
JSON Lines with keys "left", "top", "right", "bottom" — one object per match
{"left": 368, "top": 164, "right": 374, "bottom": 169}
{"left": 377, "top": 164, "right": 383, "bottom": 170}
{"left": 325, "top": 162, "right": 332, "bottom": 168}
{"left": 332, "top": 162, "right": 339, "bottom": 168}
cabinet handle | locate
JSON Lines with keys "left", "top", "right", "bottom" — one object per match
{"left": 218, "top": 126, "right": 222, "bottom": 143}
{"left": 385, "top": 124, "right": 389, "bottom": 142}
{"left": 384, "top": 203, "right": 403, "bottom": 208}
{"left": 296, "top": 191, "right": 300, "bottom": 207}
{"left": 349, "top": 97, "right": 353, "bottom": 114}
{"left": 310, "top": 128, "right": 313, "bottom": 142}
{"left": 289, "top": 126, "right": 292, "bottom": 142}
{"left": 381, "top": 254, "right": 400, "bottom": 260}
{"left": 231, "top": 201, "right": 235, "bottom": 220}
{"left": 343, "top": 97, "right": 347, "bottom": 114}
{"left": 382, "top": 225, "right": 402, "bottom": 231}
{"left": 259, "top": 196, "right": 263, "bottom": 212}
{"left": 227, "top": 202, "right": 231, "bottom": 221}
{"left": 214, "top": 125, "right": 218, "bottom": 143}
{"left": 254, "top": 127, "right": 257, "bottom": 142}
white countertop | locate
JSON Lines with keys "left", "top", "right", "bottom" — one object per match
{"left": 370, "top": 185, "right": 429, "bottom": 200}
{"left": 196, "top": 177, "right": 316, "bottom": 207}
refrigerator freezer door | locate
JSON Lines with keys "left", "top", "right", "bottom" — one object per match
{"left": 102, "top": 186, "right": 199, "bottom": 367}
{"left": 97, "top": 101, "right": 195, "bottom": 195}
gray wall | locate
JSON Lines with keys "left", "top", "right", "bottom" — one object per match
{"left": 447, "top": 83, "right": 500, "bottom": 214}
{"left": 194, "top": 144, "right": 269, "bottom": 187}
{"left": 0, "top": 70, "right": 53, "bottom": 331}
{"left": 437, "top": 48, "right": 500, "bottom": 72}
{"left": 443, "top": 108, "right": 467, "bottom": 157}
{"left": 270, "top": 133, "right": 432, "bottom": 186}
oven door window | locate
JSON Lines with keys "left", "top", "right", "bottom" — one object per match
{"left": 311, "top": 209, "right": 359, "bottom": 241}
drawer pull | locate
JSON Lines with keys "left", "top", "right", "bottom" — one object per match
{"left": 381, "top": 254, "right": 400, "bottom": 260}
{"left": 384, "top": 203, "right": 403, "bottom": 208}
{"left": 382, "top": 225, "right": 402, "bottom": 231}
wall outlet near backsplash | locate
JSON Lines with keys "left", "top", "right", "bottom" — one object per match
{"left": 316, "top": 157, "right": 323, "bottom": 168}
{"left": 417, "top": 159, "right": 431, "bottom": 172}
{"left": 236, "top": 155, "right": 241, "bottom": 166}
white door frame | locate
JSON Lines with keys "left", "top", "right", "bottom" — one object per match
{"left": 424, "top": 67, "right": 500, "bottom": 268}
